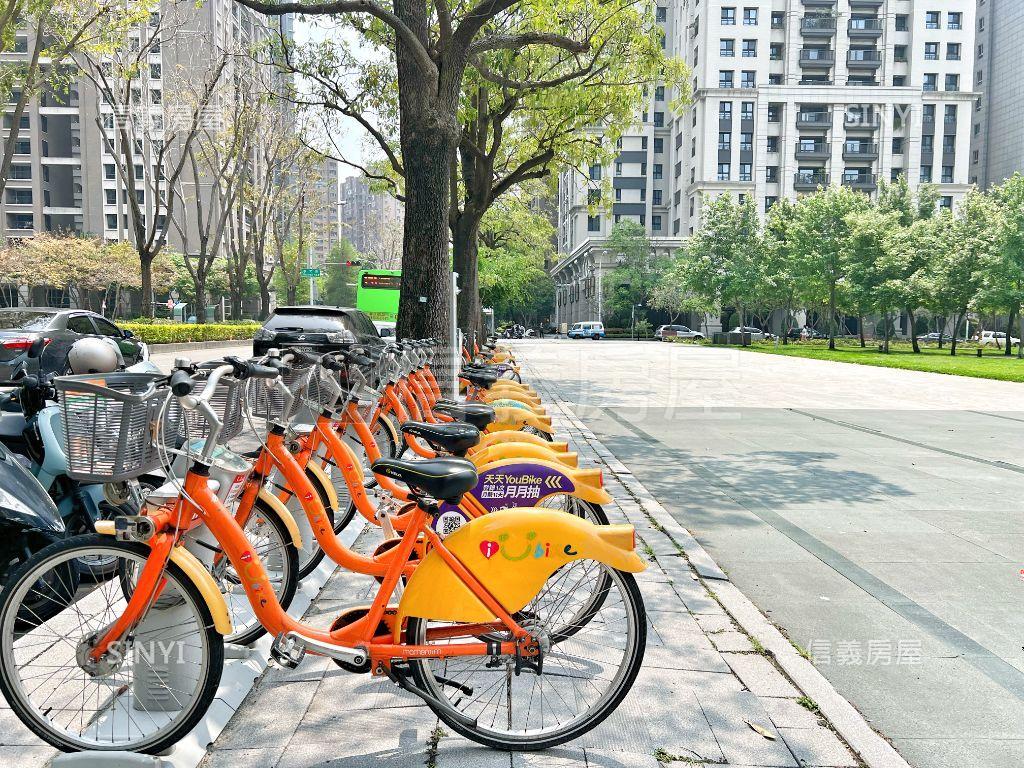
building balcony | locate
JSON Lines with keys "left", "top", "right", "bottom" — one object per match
{"left": 795, "top": 143, "right": 831, "bottom": 160}
{"left": 847, "top": 49, "right": 883, "bottom": 68}
{"left": 796, "top": 111, "right": 832, "bottom": 129}
{"left": 801, "top": 0, "right": 835, "bottom": 6}
{"left": 794, "top": 171, "right": 830, "bottom": 190}
{"left": 842, "top": 173, "right": 877, "bottom": 191}
{"left": 848, "top": 18, "right": 883, "bottom": 37}
{"left": 800, "top": 16, "right": 837, "bottom": 36}
{"left": 799, "top": 48, "right": 835, "bottom": 66}
{"left": 844, "top": 111, "right": 880, "bottom": 130}
{"left": 843, "top": 142, "right": 879, "bottom": 160}
{"left": 850, "top": 0, "right": 883, "bottom": 6}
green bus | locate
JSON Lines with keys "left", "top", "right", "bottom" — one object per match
{"left": 355, "top": 269, "right": 401, "bottom": 323}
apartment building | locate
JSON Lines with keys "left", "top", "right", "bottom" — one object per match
{"left": 971, "top": 0, "right": 1024, "bottom": 188}
{"left": 555, "top": 0, "right": 978, "bottom": 326}
{"left": 338, "top": 175, "right": 403, "bottom": 268}
{"left": 309, "top": 157, "right": 340, "bottom": 262}
{"left": 0, "top": 0, "right": 284, "bottom": 250}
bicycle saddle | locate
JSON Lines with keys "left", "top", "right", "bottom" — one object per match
{"left": 371, "top": 457, "right": 478, "bottom": 503}
{"left": 401, "top": 420, "right": 480, "bottom": 457}
{"left": 461, "top": 369, "right": 498, "bottom": 387}
{"left": 433, "top": 401, "right": 496, "bottom": 430}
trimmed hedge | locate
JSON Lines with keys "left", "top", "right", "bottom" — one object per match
{"left": 121, "top": 322, "right": 261, "bottom": 344}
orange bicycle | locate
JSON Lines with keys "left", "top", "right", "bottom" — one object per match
{"left": 0, "top": 359, "right": 647, "bottom": 754}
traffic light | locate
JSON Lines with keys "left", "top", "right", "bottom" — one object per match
{"left": 345, "top": 260, "right": 361, "bottom": 267}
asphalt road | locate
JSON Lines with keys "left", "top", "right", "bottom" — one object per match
{"left": 514, "top": 338, "right": 1024, "bottom": 768}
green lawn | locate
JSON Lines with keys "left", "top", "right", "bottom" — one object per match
{"left": 740, "top": 340, "right": 1024, "bottom": 383}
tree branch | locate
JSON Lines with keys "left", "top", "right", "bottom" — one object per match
{"left": 469, "top": 32, "right": 589, "bottom": 56}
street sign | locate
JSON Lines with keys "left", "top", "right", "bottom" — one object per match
{"left": 300, "top": 268, "right": 321, "bottom": 278}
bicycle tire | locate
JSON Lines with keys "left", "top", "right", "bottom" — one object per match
{"left": 0, "top": 534, "right": 223, "bottom": 754}
{"left": 296, "top": 468, "right": 338, "bottom": 580}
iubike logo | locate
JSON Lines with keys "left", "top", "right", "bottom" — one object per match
{"left": 479, "top": 532, "right": 578, "bottom": 561}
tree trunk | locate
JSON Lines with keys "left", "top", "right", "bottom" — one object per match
{"left": 858, "top": 315, "right": 865, "bottom": 347}
{"left": 140, "top": 255, "right": 154, "bottom": 319}
{"left": 1018, "top": 311, "right": 1024, "bottom": 359}
{"left": 950, "top": 312, "right": 962, "bottom": 355}
{"left": 883, "top": 308, "right": 890, "bottom": 353}
{"left": 259, "top": 282, "right": 272, "bottom": 319}
{"left": 1006, "top": 307, "right": 1017, "bottom": 357}
{"left": 194, "top": 278, "right": 207, "bottom": 324}
{"left": 452, "top": 212, "right": 482, "bottom": 337}
{"left": 286, "top": 284, "right": 297, "bottom": 305}
{"left": 395, "top": 114, "right": 457, "bottom": 343}
{"left": 908, "top": 308, "right": 920, "bottom": 353}
{"left": 828, "top": 285, "right": 837, "bottom": 350}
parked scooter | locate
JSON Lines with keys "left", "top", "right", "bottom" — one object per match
{"left": 0, "top": 337, "right": 152, "bottom": 580}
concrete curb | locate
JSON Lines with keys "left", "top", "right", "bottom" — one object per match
{"left": 527, "top": 372, "right": 911, "bottom": 768}
{"left": 148, "top": 339, "right": 252, "bottom": 355}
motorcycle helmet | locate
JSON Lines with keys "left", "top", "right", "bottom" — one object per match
{"left": 67, "top": 337, "right": 120, "bottom": 374}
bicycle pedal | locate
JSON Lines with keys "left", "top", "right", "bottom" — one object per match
{"left": 270, "top": 632, "right": 305, "bottom": 669}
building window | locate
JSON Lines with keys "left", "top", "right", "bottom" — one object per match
{"left": 765, "top": 196, "right": 777, "bottom": 212}
{"left": 613, "top": 188, "right": 622, "bottom": 202}
{"left": 587, "top": 215, "right": 600, "bottom": 232}
{"left": 717, "top": 163, "right": 731, "bottom": 181}
{"left": 674, "top": 161, "right": 682, "bottom": 178}
{"left": 720, "top": 70, "right": 734, "bottom": 88}
{"left": 654, "top": 111, "right": 665, "bottom": 127}
{"left": 768, "top": 74, "right": 783, "bottom": 85}
{"left": 947, "top": 43, "right": 961, "bottom": 60}
{"left": 589, "top": 163, "right": 601, "bottom": 180}
{"left": 742, "top": 39, "right": 757, "bottom": 57}
{"left": 741, "top": 71, "right": 755, "bottom": 88}
{"left": 925, "top": 11, "right": 940, "bottom": 30}
{"left": 719, "top": 101, "right": 733, "bottom": 119}
{"left": 948, "top": 12, "right": 961, "bottom": 30}
{"left": 892, "top": 137, "right": 904, "bottom": 154}
{"left": 922, "top": 135, "right": 934, "bottom": 153}
{"left": 691, "top": 138, "right": 696, "bottom": 157}
{"left": 741, "top": 101, "right": 754, "bottom": 121}
{"left": 653, "top": 189, "right": 662, "bottom": 205}
{"left": 720, "top": 39, "right": 735, "bottom": 57}
{"left": 150, "top": 63, "right": 161, "bottom": 79}
{"left": 615, "top": 161, "right": 622, "bottom": 176}
{"left": 105, "top": 189, "right": 116, "bottom": 205}
{"left": 13, "top": 139, "right": 29, "bottom": 154}
{"left": 655, "top": 5, "right": 666, "bottom": 22}
{"left": 977, "top": 69, "right": 983, "bottom": 85}
{"left": 924, "top": 42, "right": 939, "bottom": 60}
{"left": 718, "top": 132, "right": 732, "bottom": 150}
{"left": 894, "top": 45, "right": 907, "bottom": 63}
{"left": 941, "top": 166, "right": 954, "bottom": 183}
{"left": 653, "top": 137, "right": 664, "bottom": 154}
{"left": 766, "top": 136, "right": 778, "bottom": 153}
{"left": 590, "top": 188, "right": 602, "bottom": 205}
{"left": 12, "top": 164, "right": 34, "bottom": 180}
{"left": 893, "top": 76, "right": 906, "bottom": 86}
{"left": 945, "top": 74, "right": 959, "bottom": 91}
{"left": 690, "top": 168, "right": 695, "bottom": 184}
{"left": 689, "top": 198, "right": 695, "bottom": 216}
{"left": 974, "top": 123, "right": 981, "bottom": 135}
{"left": 766, "top": 166, "right": 778, "bottom": 183}
{"left": 721, "top": 7, "right": 735, "bottom": 25}
{"left": 652, "top": 215, "right": 662, "bottom": 232}
{"left": 6, "top": 189, "right": 31, "bottom": 205}
{"left": 767, "top": 103, "right": 781, "bottom": 123}
{"left": 106, "top": 214, "right": 118, "bottom": 230}
{"left": 940, "top": 195, "right": 953, "bottom": 209}
{"left": 653, "top": 163, "right": 663, "bottom": 179}
{"left": 895, "top": 14, "right": 908, "bottom": 32}
{"left": 739, "top": 163, "right": 752, "bottom": 182}
{"left": 920, "top": 166, "right": 932, "bottom": 183}
{"left": 771, "top": 11, "right": 784, "bottom": 29}
{"left": 942, "top": 135, "right": 956, "bottom": 153}
{"left": 923, "top": 73, "right": 937, "bottom": 92}
{"left": 769, "top": 42, "right": 783, "bottom": 61}
{"left": 740, "top": 133, "right": 752, "bottom": 151}
{"left": 743, "top": 8, "right": 757, "bottom": 25}
{"left": 978, "top": 43, "right": 984, "bottom": 60}
{"left": 13, "top": 36, "right": 27, "bottom": 53}
{"left": 945, "top": 104, "right": 957, "bottom": 124}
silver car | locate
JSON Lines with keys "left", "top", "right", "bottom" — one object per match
{"left": 655, "top": 324, "right": 705, "bottom": 341}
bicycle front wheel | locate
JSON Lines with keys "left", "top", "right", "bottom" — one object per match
{"left": 0, "top": 535, "right": 223, "bottom": 754}
{"left": 407, "top": 563, "right": 645, "bottom": 751}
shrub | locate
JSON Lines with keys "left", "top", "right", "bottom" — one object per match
{"left": 122, "top": 322, "right": 261, "bottom": 344}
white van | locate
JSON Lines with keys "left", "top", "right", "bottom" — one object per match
{"left": 567, "top": 321, "right": 605, "bottom": 340}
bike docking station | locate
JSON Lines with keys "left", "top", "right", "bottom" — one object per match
{"left": 50, "top": 510, "right": 367, "bottom": 768}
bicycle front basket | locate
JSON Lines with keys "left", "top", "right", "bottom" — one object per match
{"left": 167, "top": 369, "right": 244, "bottom": 444}
{"left": 55, "top": 372, "right": 172, "bottom": 482}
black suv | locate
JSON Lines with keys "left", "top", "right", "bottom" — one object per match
{"left": 252, "top": 306, "right": 383, "bottom": 357}
{"left": 0, "top": 308, "right": 144, "bottom": 380}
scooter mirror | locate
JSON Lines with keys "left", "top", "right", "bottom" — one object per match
{"left": 27, "top": 338, "right": 45, "bottom": 360}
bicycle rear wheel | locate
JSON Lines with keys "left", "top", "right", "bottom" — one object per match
{"left": 0, "top": 534, "right": 223, "bottom": 754}
{"left": 407, "top": 563, "right": 645, "bottom": 751}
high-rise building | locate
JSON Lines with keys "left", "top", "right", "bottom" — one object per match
{"left": 555, "top": 0, "right": 978, "bottom": 326}
{"left": 970, "top": 0, "right": 1024, "bottom": 188}
{"left": 0, "top": 0, "right": 284, "bottom": 249}
{"left": 338, "top": 175, "right": 403, "bottom": 268}
{"left": 309, "top": 157, "right": 340, "bottom": 262}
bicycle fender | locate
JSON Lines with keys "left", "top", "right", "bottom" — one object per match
{"left": 304, "top": 462, "right": 340, "bottom": 517}
{"left": 470, "top": 458, "right": 612, "bottom": 507}
{"left": 395, "top": 509, "right": 643, "bottom": 636}
{"left": 474, "top": 432, "right": 569, "bottom": 453}
{"left": 482, "top": 391, "right": 541, "bottom": 407}
{"left": 471, "top": 443, "right": 578, "bottom": 468}
{"left": 486, "top": 398, "right": 547, "bottom": 415}
{"left": 257, "top": 488, "right": 305, "bottom": 551}
{"left": 487, "top": 408, "right": 555, "bottom": 435}
{"left": 94, "top": 521, "right": 233, "bottom": 636}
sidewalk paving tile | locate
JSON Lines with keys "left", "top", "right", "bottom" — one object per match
{"left": 710, "top": 629, "right": 756, "bottom": 653}
{"left": 437, "top": 741, "right": 513, "bottom": 767}
{"left": 584, "top": 749, "right": 662, "bottom": 768}
{"left": 700, "top": 688, "right": 799, "bottom": 766}
{"left": 203, "top": 746, "right": 285, "bottom": 768}
{"left": 724, "top": 654, "right": 802, "bottom": 698}
{"left": 760, "top": 697, "right": 826, "bottom": 729}
{"left": 778, "top": 727, "right": 860, "bottom": 767}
